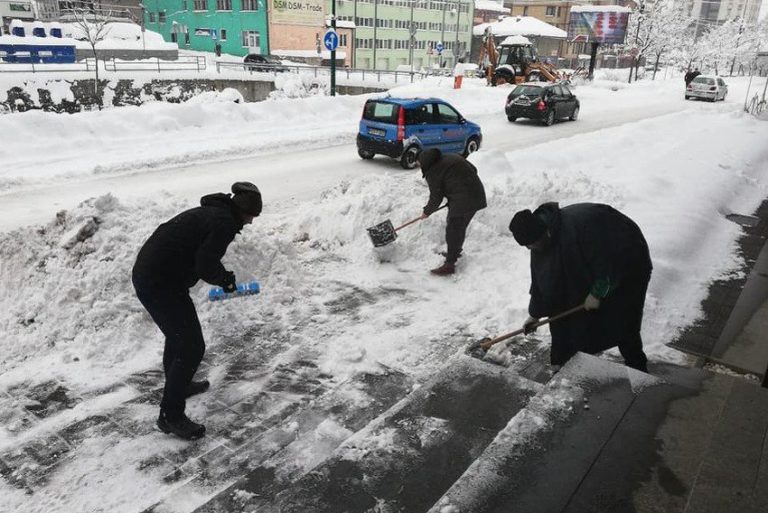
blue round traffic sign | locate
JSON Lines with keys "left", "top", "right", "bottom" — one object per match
{"left": 323, "top": 29, "right": 339, "bottom": 52}
{"left": 436, "top": 41, "right": 444, "bottom": 54}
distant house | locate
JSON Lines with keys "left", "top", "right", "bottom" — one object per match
{"left": 471, "top": 15, "right": 565, "bottom": 63}
{"left": 474, "top": 0, "right": 509, "bottom": 24}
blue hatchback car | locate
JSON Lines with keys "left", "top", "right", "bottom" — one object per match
{"left": 356, "top": 97, "right": 482, "bottom": 169}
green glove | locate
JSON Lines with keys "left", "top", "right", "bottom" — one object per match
{"left": 590, "top": 278, "right": 611, "bottom": 299}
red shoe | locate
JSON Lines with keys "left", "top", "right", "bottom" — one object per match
{"left": 430, "top": 262, "right": 455, "bottom": 276}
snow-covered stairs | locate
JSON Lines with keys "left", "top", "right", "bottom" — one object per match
{"left": 189, "top": 353, "right": 768, "bottom": 513}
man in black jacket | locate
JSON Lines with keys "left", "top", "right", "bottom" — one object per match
{"left": 132, "top": 182, "right": 262, "bottom": 440}
{"left": 418, "top": 148, "right": 487, "bottom": 276}
{"left": 509, "top": 202, "right": 652, "bottom": 372}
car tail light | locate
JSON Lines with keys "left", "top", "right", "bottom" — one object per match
{"left": 537, "top": 100, "right": 546, "bottom": 111}
{"left": 709, "top": 86, "right": 717, "bottom": 91}
{"left": 397, "top": 106, "right": 405, "bottom": 141}
{"left": 686, "top": 85, "right": 692, "bottom": 90}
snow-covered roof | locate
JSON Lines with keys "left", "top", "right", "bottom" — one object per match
{"left": 570, "top": 5, "right": 632, "bottom": 13}
{"left": 500, "top": 35, "right": 532, "bottom": 46}
{"left": 473, "top": 15, "right": 567, "bottom": 39}
{"left": 475, "top": 0, "right": 510, "bottom": 13}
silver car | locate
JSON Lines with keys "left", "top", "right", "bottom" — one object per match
{"left": 685, "top": 76, "right": 728, "bottom": 102}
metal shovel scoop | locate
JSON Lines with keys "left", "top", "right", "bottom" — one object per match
{"left": 367, "top": 204, "right": 447, "bottom": 247}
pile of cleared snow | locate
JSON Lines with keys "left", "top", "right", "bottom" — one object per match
{"left": 270, "top": 73, "right": 330, "bottom": 99}
{"left": 185, "top": 87, "right": 244, "bottom": 104}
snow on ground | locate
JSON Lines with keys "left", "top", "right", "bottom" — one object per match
{"left": 0, "top": 73, "right": 766, "bottom": 512}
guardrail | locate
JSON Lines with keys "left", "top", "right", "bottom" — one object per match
{"left": 216, "top": 61, "right": 441, "bottom": 84}
{"left": 103, "top": 56, "right": 206, "bottom": 72}
{"left": 0, "top": 57, "right": 96, "bottom": 73}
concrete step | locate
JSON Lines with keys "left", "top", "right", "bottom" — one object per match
{"left": 142, "top": 368, "right": 413, "bottom": 513}
{"left": 212, "top": 355, "right": 542, "bottom": 513}
{"left": 428, "top": 352, "right": 656, "bottom": 513}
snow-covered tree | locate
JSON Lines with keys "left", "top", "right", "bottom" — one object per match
{"left": 69, "top": 8, "right": 113, "bottom": 108}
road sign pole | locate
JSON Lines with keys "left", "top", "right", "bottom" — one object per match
{"left": 331, "top": 0, "right": 336, "bottom": 97}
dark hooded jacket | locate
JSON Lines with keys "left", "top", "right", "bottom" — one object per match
{"left": 132, "top": 193, "right": 244, "bottom": 289}
{"left": 528, "top": 202, "right": 652, "bottom": 363}
{"left": 422, "top": 153, "right": 487, "bottom": 217}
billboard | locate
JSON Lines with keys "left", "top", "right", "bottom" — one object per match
{"left": 568, "top": 9, "right": 630, "bottom": 45}
{"left": 270, "top": 0, "right": 325, "bottom": 26}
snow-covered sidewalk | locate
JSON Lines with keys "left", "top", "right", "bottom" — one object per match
{"left": 0, "top": 74, "right": 766, "bottom": 512}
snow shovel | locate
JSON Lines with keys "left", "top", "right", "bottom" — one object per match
{"left": 367, "top": 204, "right": 448, "bottom": 247}
{"left": 467, "top": 304, "right": 586, "bottom": 360}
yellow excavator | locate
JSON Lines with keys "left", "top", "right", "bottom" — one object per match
{"left": 478, "top": 27, "right": 561, "bottom": 86}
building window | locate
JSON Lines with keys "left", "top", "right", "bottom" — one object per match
{"left": 242, "top": 30, "right": 260, "bottom": 48}
{"left": 220, "top": 28, "right": 227, "bottom": 40}
{"left": 339, "top": 34, "right": 347, "bottom": 46}
{"left": 148, "top": 12, "right": 156, "bottom": 22}
{"left": 216, "top": 0, "right": 232, "bottom": 10}
{"left": 545, "top": 6, "right": 555, "bottom": 16}
{"left": 193, "top": 0, "right": 206, "bottom": 10}
{"left": 241, "top": 0, "right": 258, "bottom": 10}
{"left": 158, "top": 11, "right": 166, "bottom": 23}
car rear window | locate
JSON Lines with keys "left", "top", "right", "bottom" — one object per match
{"left": 363, "top": 101, "right": 400, "bottom": 123}
{"left": 511, "top": 85, "right": 543, "bottom": 97}
{"left": 692, "top": 77, "right": 715, "bottom": 85}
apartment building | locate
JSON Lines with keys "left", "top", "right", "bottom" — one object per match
{"left": 337, "top": 0, "right": 474, "bottom": 70}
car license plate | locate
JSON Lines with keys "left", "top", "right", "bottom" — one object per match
{"left": 514, "top": 98, "right": 531, "bottom": 106}
{"left": 368, "top": 128, "right": 386, "bottom": 137}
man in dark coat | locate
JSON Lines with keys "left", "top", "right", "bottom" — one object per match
{"left": 132, "top": 182, "right": 262, "bottom": 440}
{"left": 509, "top": 202, "right": 652, "bottom": 372}
{"left": 418, "top": 148, "right": 487, "bottom": 276}
{"left": 684, "top": 68, "right": 701, "bottom": 86}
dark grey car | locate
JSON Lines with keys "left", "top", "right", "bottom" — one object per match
{"left": 505, "top": 83, "right": 580, "bottom": 126}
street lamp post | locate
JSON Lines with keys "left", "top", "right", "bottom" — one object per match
{"left": 453, "top": 1, "right": 461, "bottom": 66}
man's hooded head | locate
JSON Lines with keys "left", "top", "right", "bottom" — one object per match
{"left": 231, "top": 182, "right": 262, "bottom": 217}
{"left": 418, "top": 148, "right": 442, "bottom": 175}
{"left": 509, "top": 209, "right": 547, "bottom": 246}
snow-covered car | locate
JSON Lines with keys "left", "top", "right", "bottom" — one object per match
{"left": 685, "top": 76, "right": 727, "bottom": 102}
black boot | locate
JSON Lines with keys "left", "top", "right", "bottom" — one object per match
{"left": 185, "top": 379, "right": 210, "bottom": 398}
{"left": 157, "top": 411, "right": 206, "bottom": 440}
{"left": 430, "top": 261, "right": 456, "bottom": 276}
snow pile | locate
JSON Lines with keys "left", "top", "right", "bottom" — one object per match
{"left": 184, "top": 87, "right": 244, "bottom": 104}
{"left": 269, "top": 72, "right": 330, "bottom": 99}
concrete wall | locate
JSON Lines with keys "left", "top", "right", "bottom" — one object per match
{"left": 1, "top": 76, "right": 386, "bottom": 113}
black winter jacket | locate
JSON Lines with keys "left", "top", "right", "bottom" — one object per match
{"left": 423, "top": 153, "right": 487, "bottom": 217}
{"left": 527, "top": 202, "right": 652, "bottom": 363}
{"left": 133, "top": 193, "right": 244, "bottom": 289}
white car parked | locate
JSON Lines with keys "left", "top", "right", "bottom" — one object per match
{"left": 685, "top": 76, "right": 728, "bottom": 102}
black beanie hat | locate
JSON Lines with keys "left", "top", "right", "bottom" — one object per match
{"left": 231, "top": 182, "right": 262, "bottom": 217}
{"left": 418, "top": 148, "right": 442, "bottom": 172}
{"left": 509, "top": 209, "right": 547, "bottom": 246}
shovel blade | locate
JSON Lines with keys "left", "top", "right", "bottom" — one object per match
{"left": 367, "top": 219, "right": 397, "bottom": 247}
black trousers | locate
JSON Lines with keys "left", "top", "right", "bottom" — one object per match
{"left": 132, "top": 274, "right": 205, "bottom": 418}
{"left": 445, "top": 211, "right": 476, "bottom": 264}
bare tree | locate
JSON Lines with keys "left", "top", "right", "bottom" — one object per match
{"left": 69, "top": 8, "right": 113, "bottom": 109}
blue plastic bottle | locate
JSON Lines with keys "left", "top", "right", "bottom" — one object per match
{"left": 208, "top": 280, "right": 261, "bottom": 301}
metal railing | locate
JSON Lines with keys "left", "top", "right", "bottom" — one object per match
{"left": 103, "top": 56, "right": 206, "bottom": 72}
{"left": 0, "top": 58, "right": 97, "bottom": 73}
{"left": 216, "top": 61, "right": 438, "bottom": 84}
{"left": 746, "top": 93, "right": 766, "bottom": 117}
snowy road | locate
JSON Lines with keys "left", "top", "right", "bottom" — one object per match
{"left": 0, "top": 76, "right": 737, "bottom": 232}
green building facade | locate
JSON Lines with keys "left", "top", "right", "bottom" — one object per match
{"left": 336, "top": 0, "right": 474, "bottom": 70}
{"left": 142, "top": 0, "right": 269, "bottom": 57}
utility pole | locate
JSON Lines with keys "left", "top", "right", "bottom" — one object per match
{"left": 454, "top": 0, "right": 461, "bottom": 66}
{"left": 372, "top": 0, "right": 378, "bottom": 69}
{"left": 409, "top": 0, "right": 415, "bottom": 72}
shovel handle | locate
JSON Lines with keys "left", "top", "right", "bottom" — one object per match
{"left": 479, "top": 304, "right": 586, "bottom": 350}
{"left": 394, "top": 204, "right": 448, "bottom": 232}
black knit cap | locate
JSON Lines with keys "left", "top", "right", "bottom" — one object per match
{"left": 418, "top": 148, "right": 442, "bottom": 172}
{"left": 231, "top": 182, "right": 262, "bottom": 217}
{"left": 509, "top": 209, "right": 547, "bottom": 246}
